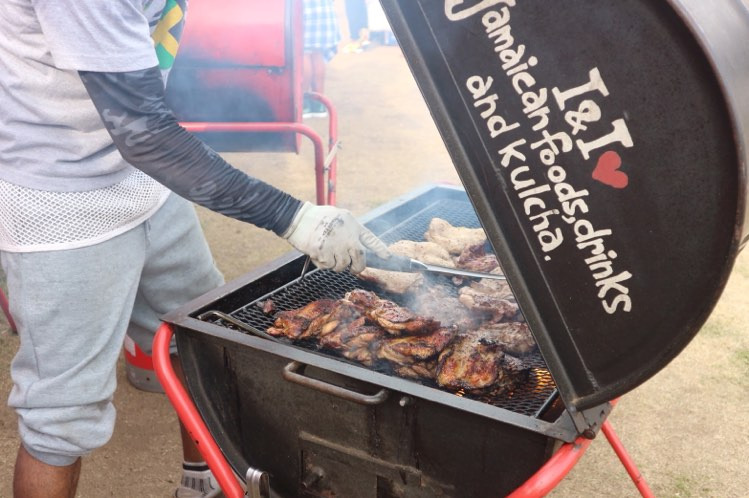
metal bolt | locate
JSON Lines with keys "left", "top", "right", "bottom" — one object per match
{"left": 399, "top": 396, "right": 412, "bottom": 407}
{"left": 302, "top": 466, "right": 325, "bottom": 489}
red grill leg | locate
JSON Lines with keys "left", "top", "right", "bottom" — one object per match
{"left": 601, "top": 419, "right": 655, "bottom": 498}
{"left": 506, "top": 435, "right": 593, "bottom": 498}
{"left": 152, "top": 323, "right": 245, "bottom": 498}
{"left": 507, "top": 400, "right": 655, "bottom": 498}
{"left": 305, "top": 92, "right": 339, "bottom": 206}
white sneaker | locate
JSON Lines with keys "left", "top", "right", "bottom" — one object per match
{"left": 308, "top": 101, "right": 328, "bottom": 119}
{"left": 174, "top": 463, "right": 223, "bottom": 498}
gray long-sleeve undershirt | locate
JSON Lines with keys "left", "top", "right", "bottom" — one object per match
{"left": 79, "top": 67, "right": 302, "bottom": 236}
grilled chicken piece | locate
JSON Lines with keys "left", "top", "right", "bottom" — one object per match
{"left": 367, "top": 298, "right": 440, "bottom": 336}
{"left": 358, "top": 240, "right": 453, "bottom": 294}
{"left": 394, "top": 360, "right": 438, "bottom": 380}
{"left": 456, "top": 242, "right": 501, "bottom": 274}
{"left": 345, "top": 289, "right": 441, "bottom": 336}
{"left": 389, "top": 240, "right": 455, "bottom": 267}
{"left": 344, "top": 288, "right": 379, "bottom": 308}
{"left": 485, "top": 353, "right": 530, "bottom": 396}
{"left": 436, "top": 329, "right": 530, "bottom": 393}
{"left": 268, "top": 299, "right": 338, "bottom": 339}
{"left": 405, "top": 285, "right": 481, "bottom": 330}
{"left": 458, "top": 286, "right": 518, "bottom": 322}
{"left": 357, "top": 268, "right": 424, "bottom": 294}
{"left": 436, "top": 332, "right": 501, "bottom": 391}
{"left": 424, "top": 218, "right": 487, "bottom": 255}
{"left": 319, "top": 316, "right": 384, "bottom": 366}
{"left": 300, "top": 299, "right": 363, "bottom": 340}
{"left": 468, "top": 272, "right": 514, "bottom": 299}
{"left": 376, "top": 326, "right": 456, "bottom": 365}
{"left": 472, "top": 322, "right": 536, "bottom": 356}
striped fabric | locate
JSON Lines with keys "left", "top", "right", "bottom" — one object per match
{"left": 303, "top": 0, "right": 341, "bottom": 55}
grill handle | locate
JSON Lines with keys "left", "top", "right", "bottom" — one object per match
{"left": 282, "top": 361, "right": 389, "bottom": 405}
{"left": 245, "top": 467, "right": 270, "bottom": 498}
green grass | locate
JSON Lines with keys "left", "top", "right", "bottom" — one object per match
{"left": 734, "top": 348, "right": 749, "bottom": 372}
{"left": 671, "top": 474, "right": 695, "bottom": 497}
{"left": 733, "top": 259, "right": 749, "bottom": 279}
{"left": 697, "top": 319, "right": 726, "bottom": 338}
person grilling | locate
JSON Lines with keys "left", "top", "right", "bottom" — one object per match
{"left": 0, "top": 1, "right": 389, "bottom": 497}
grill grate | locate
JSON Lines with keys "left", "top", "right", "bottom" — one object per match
{"left": 203, "top": 197, "right": 558, "bottom": 418}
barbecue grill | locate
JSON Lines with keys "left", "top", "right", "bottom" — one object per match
{"left": 157, "top": 0, "right": 749, "bottom": 496}
{"left": 163, "top": 185, "right": 605, "bottom": 497}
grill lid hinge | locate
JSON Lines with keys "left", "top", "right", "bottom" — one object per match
{"left": 566, "top": 401, "right": 613, "bottom": 439}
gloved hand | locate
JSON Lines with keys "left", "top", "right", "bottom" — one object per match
{"left": 282, "top": 202, "right": 390, "bottom": 273}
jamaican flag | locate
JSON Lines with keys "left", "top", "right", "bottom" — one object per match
{"left": 152, "top": 0, "right": 187, "bottom": 71}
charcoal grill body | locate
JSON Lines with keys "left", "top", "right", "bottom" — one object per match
{"left": 176, "top": 326, "right": 557, "bottom": 497}
{"left": 166, "top": 185, "right": 594, "bottom": 497}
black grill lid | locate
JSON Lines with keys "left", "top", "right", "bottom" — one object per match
{"left": 379, "top": 0, "right": 749, "bottom": 410}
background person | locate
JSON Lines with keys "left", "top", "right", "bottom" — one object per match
{"left": 344, "top": 0, "right": 370, "bottom": 52}
{"left": 367, "top": 0, "right": 397, "bottom": 46}
{"left": 302, "top": 0, "right": 342, "bottom": 117}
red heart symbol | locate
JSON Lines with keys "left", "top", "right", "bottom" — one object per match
{"left": 592, "top": 150, "right": 628, "bottom": 189}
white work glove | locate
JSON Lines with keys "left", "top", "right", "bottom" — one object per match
{"left": 283, "top": 202, "right": 390, "bottom": 273}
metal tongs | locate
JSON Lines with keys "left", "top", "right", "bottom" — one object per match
{"left": 365, "top": 251, "right": 506, "bottom": 280}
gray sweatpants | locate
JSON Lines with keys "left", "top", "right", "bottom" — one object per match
{"left": 2, "top": 194, "right": 224, "bottom": 466}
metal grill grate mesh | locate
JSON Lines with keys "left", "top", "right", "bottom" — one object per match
{"left": 206, "top": 197, "right": 558, "bottom": 418}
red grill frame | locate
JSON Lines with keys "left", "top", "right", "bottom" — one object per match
{"left": 180, "top": 91, "right": 339, "bottom": 206}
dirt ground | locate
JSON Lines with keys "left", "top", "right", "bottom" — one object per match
{"left": 2, "top": 22, "right": 749, "bottom": 498}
